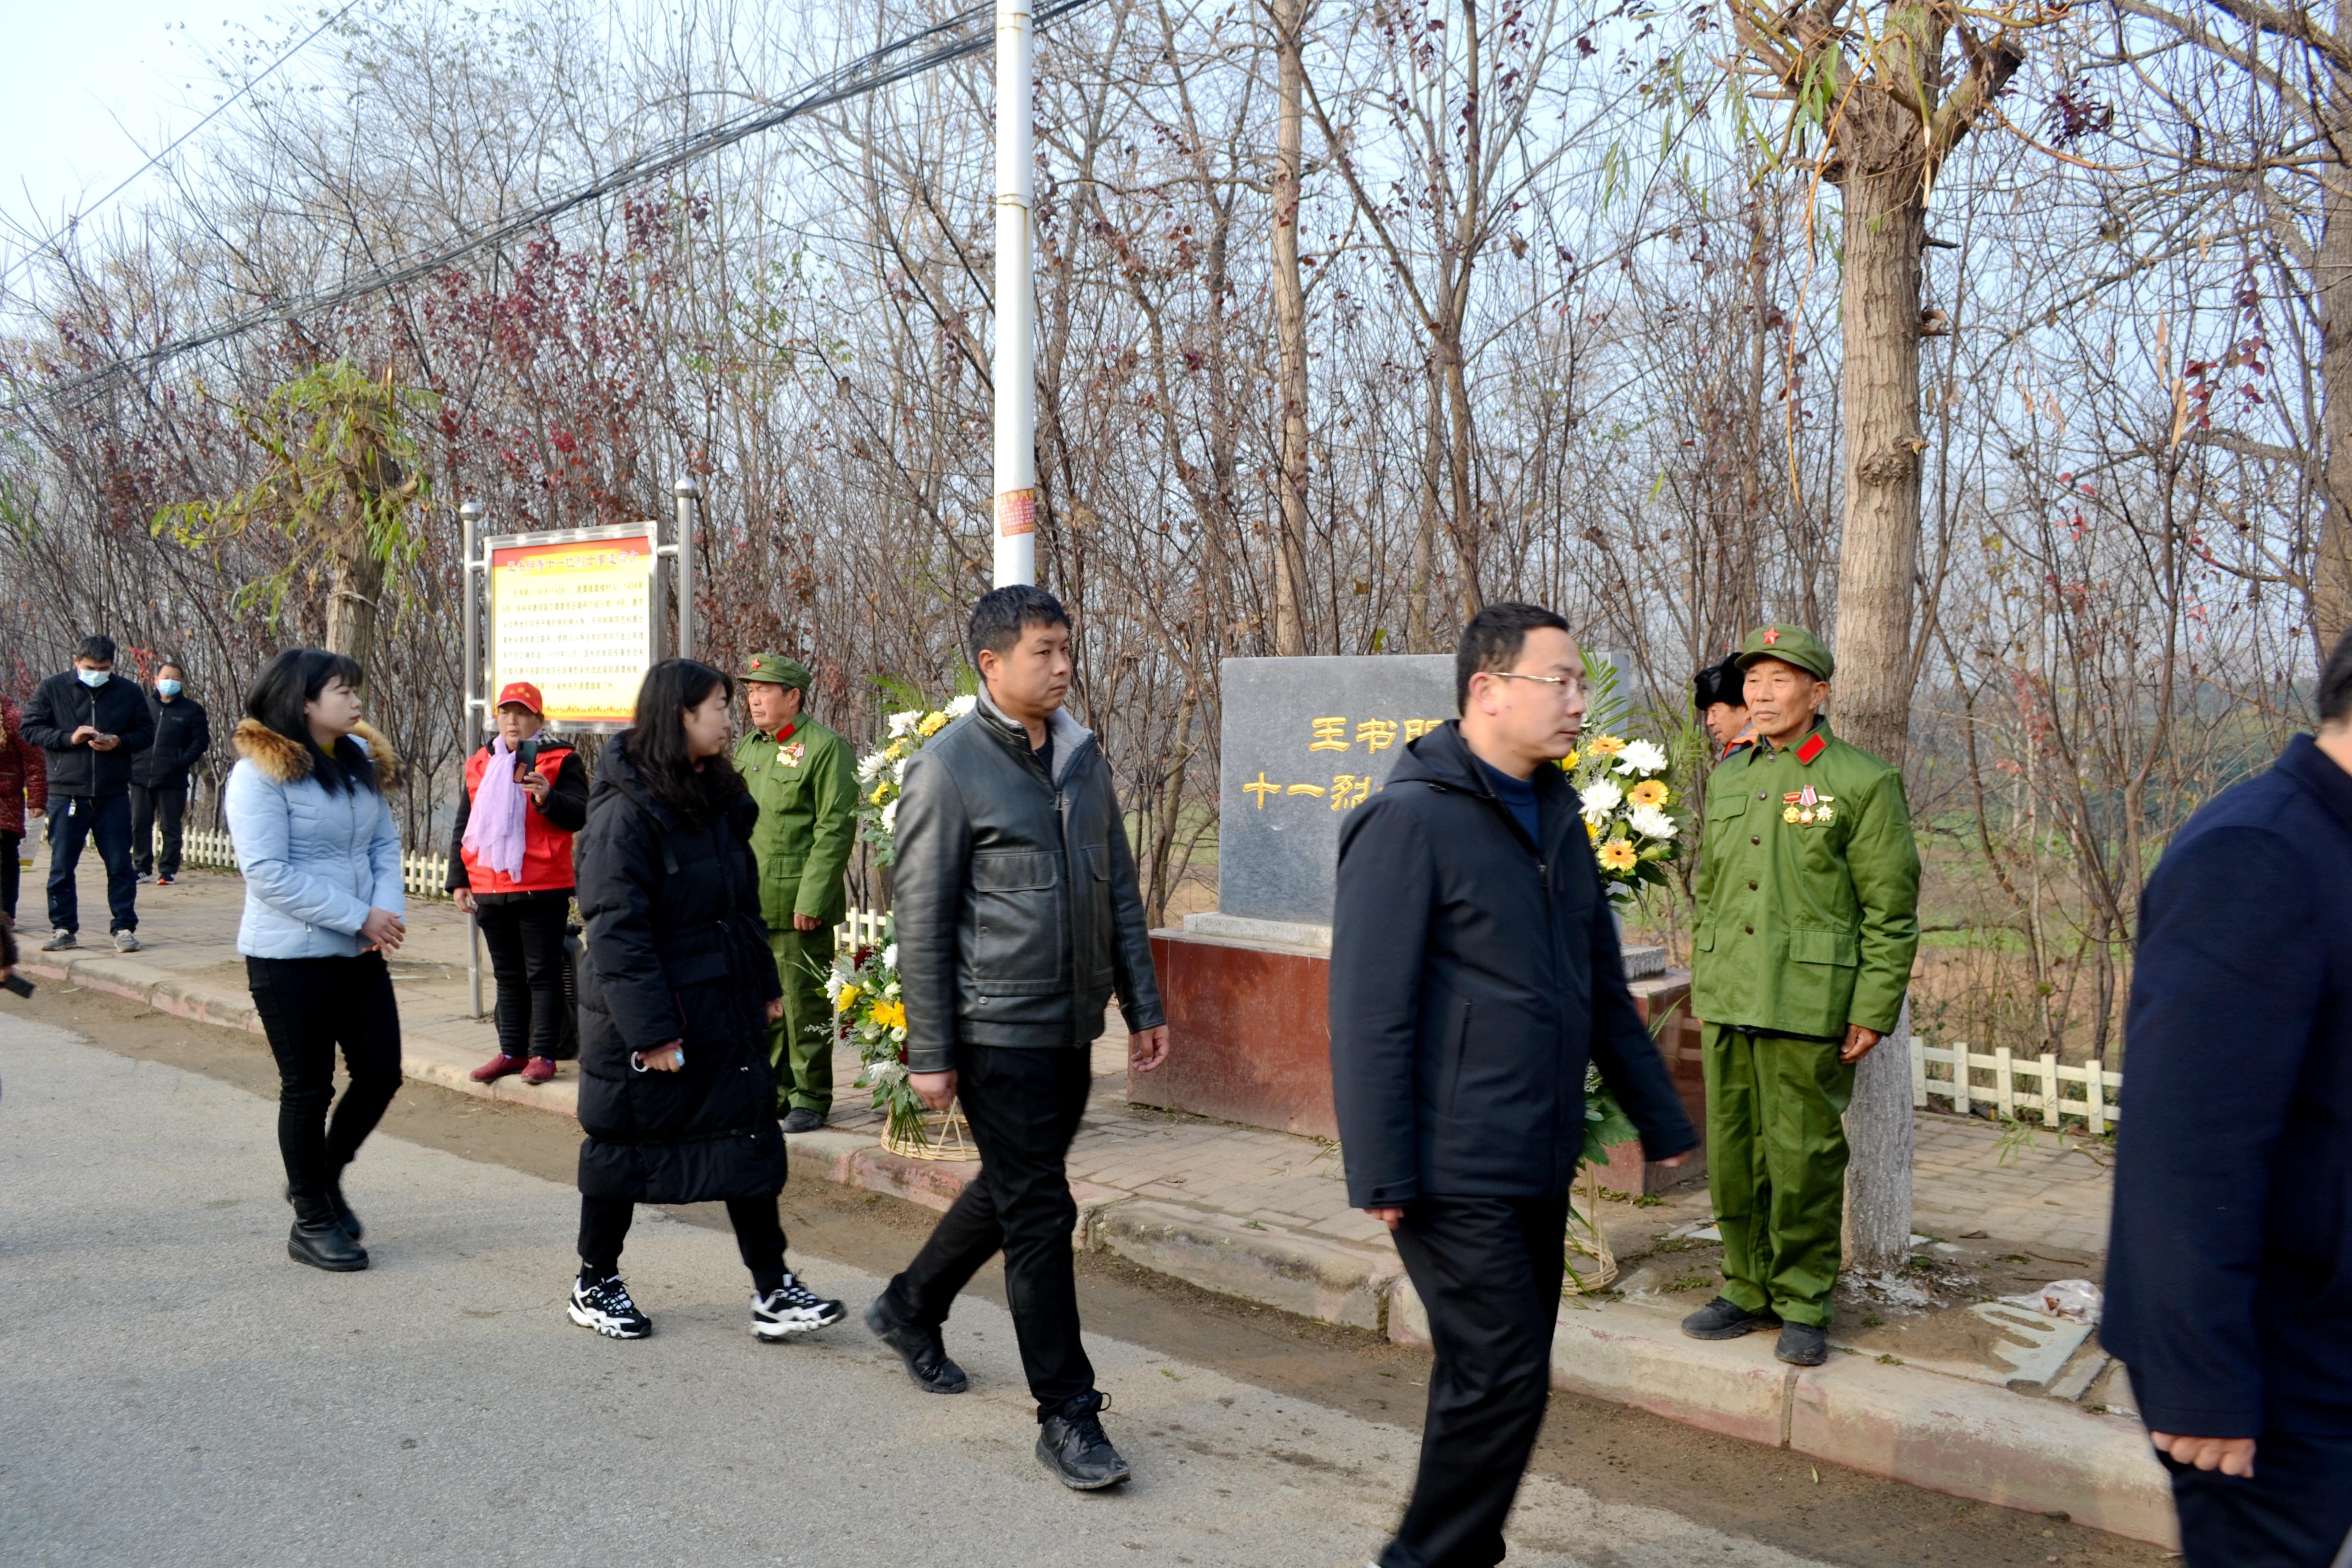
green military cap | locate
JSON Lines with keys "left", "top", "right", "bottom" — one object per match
{"left": 1733, "top": 623, "right": 1834, "bottom": 682}
{"left": 742, "top": 652, "right": 813, "bottom": 690}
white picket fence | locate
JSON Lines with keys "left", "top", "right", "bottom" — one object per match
{"left": 179, "top": 828, "right": 453, "bottom": 900}
{"left": 1912, "top": 1036, "right": 2123, "bottom": 1136}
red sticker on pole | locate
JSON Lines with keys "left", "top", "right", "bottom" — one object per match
{"left": 996, "top": 488, "right": 1038, "bottom": 537}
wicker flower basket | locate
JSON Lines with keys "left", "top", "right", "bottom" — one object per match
{"left": 881, "top": 1099, "right": 979, "bottom": 1162}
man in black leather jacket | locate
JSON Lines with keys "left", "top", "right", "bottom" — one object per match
{"left": 865, "top": 585, "right": 1169, "bottom": 1492}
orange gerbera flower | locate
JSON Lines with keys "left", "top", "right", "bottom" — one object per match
{"left": 1597, "top": 838, "right": 1639, "bottom": 872}
{"left": 1629, "top": 778, "right": 1669, "bottom": 808}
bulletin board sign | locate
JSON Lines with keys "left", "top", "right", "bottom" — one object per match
{"left": 485, "top": 523, "right": 659, "bottom": 729}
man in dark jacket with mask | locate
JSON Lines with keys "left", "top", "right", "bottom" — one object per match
{"left": 131, "top": 659, "right": 210, "bottom": 885}
{"left": 1332, "top": 602, "right": 1697, "bottom": 1568}
{"left": 2101, "top": 628, "right": 2352, "bottom": 1567}
{"left": 864, "top": 585, "right": 1169, "bottom": 1492}
{"left": 20, "top": 634, "right": 154, "bottom": 953}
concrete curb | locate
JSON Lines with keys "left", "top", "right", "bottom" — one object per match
{"left": 24, "top": 950, "right": 2177, "bottom": 1547}
{"left": 1386, "top": 1278, "right": 2175, "bottom": 1548}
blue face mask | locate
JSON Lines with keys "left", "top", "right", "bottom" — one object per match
{"left": 76, "top": 667, "right": 110, "bottom": 688}
{"left": 157, "top": 679, "right": 183, "bottom": 698}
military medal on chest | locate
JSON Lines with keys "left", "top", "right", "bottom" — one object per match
{"left": 1781, "top": 785, "right": 1836, "bottom": 825}
{"left": 778, "top": 742, "right": 804, "bottom": 768}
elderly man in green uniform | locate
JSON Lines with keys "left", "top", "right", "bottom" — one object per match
{"left": 1680, "top": 624, "right": 1920, "bottom": 1367}
{"left": 736, "top": 653, "right": 858, "bottom": 1133}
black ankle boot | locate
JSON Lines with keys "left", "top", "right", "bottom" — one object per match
{"left": 284, "top": 1169, "right": 363, "bottom": 1241}
{"left": 288, "top": 1194, "right": 368, "bottom": 1271}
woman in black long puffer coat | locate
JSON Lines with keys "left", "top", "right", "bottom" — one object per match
{"left": 566, "top": 657, "right": 846, "bottom": 1341}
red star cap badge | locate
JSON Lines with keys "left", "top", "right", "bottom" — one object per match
{"left": 1763, "top": 627, "right": 1780, "bottom": 645}
{"left": 1797, "top": 732, "right": 1826, "bottom": 765}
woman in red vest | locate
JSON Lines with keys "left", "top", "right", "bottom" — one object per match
{"left": 451, "top": 682, "right": 589, "bottom": 1084}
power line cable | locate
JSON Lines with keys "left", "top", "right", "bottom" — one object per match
{"left": 0, "top": 0, "right": 365, "bottom": 302}
{"left": 4, "top": 0, "right": 1105, "bottom": 414}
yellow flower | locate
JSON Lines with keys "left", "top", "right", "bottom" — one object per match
{"left": 1588, "top": 735, "right": 1627, "bottom": 756}
{"left": 835, "top": 983, "right": 862, "bottom": 1014}
{"left": 869, "top": 998, "right": 907, "bottom": 1031}
{"left": 1597, "top": 838, "right": 1639, "bottom": 872}
{"left": 1559, "top": 750, "right": 1580, "bottom": 772}
{"left": 870, "top": 783, "right": 890, "bottom": 806}
{"left": 917, "top": 711, "right": 948, "bottom": 737}
{"left": 884, "top": 739, "right": 908, "bottom": 761}
{"left": 1629, "top": 778, "right": 1669, "bottom": 808}
{"left": 1585, "top": 817, "right": 1601, "bottom": 841}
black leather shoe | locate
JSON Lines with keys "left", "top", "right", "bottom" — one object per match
{"left": 287, "top": 1197, "right": 368, "bottom": 1271}
{"left": 284, "top": 1177, "right": 363, "bottom": 1242}
{"left": 780, "top": 1107, "right": 826, "bottom": 1134}
{"left": 1775, "top": 1322, "right": 1829, "bottom": 1366}
{"left": 864, "top": 1296, "right": 969, "bottom": 1394}
{"left": 1036, "top": 1391, "right": 1131, "bottom": 1490}
{"left": 1680, "top": 1295, "right": 1778, "bottom": 1340}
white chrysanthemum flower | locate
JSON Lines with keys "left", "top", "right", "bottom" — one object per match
{"left": 823, "top": 970, "right": 844, "bottom": 1002}
{"left": 879, "top": 798, "right": 899, "bottom": 836}
{"left": 870, "top": 1060, "right": 908, "bottom": 1087}
{"left": 856, "top": 751, "right": 889, "bottom": 783}
{"left": 1628, "top": 804, "right": 1677, "bottom": 841}
{"left": 885, "top": 979, "right": 900, "bottom": 998}
{"left": 880, "top": 943, "right": 898, "bottom": 972}
{"left": 1578, "top": 778, "right": 1624, "bottom": 818}
{"left": 1614, "top": 740, "right": 1670, "bottom": 775}
{"left": 891, "top": 1026, "right": 909, "bottom": 1044}
{"left": 893, "top": 755, "right": 912, "bottom": 783}
{"left": 886, "top": 709, "right": 921, "bottom": 738}
{"left": 944, "top": 694, "right": 977, "bottom": 719}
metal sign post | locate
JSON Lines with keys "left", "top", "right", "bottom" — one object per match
{"left": 459, "top": 501, "right": 487, "bottom": 1019}
{"left": 663, "top": 478, "right": 699, "bottom": 660}
{"left": 993, "top": 0, "right": 1036, "bottom": 587}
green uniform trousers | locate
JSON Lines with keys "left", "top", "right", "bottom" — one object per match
{"left": 1702, "top": 1022, "right": 1855, "bottom": 1327}
{"left": 767, "top": 924, "right": 838, "bottom": 1115}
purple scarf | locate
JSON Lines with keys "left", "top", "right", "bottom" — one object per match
{"left": 463, "top": 736, "right": 529, "bottom": 881}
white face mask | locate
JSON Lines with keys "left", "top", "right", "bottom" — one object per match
{"left": 77, "top": 668, "right": 111, "bottom": 688}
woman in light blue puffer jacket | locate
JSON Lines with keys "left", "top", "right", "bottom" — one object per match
{"left": 225, "top": 649, "right": 407, "bottom": 1273}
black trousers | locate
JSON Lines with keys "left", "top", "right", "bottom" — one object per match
{"left": 1380, "top": 1193, "right": 1572, "bottom": 1568}
{"left": 2, "top": 829, "right": 19, "bottom": 922}
{"left": 577, "top": 1193, "right": 788, "bottom": 1296}
{"left": 884, "top": 1041, "right": 1096, "bottom": 1418}
{"left": 129, "top": 782, "right": 188, "bottom": 877}
{"left": 2165, "top": 1430, "right": 2352, "bottom": 1568}
{"left": 246, "top": 953, "right": 404, "bottom": 1202}
{"left": 46, "top": 794, "right": 137, "bottom": 935}
{"left": 476, "top": 891, "right": 571, "bottom": 1058}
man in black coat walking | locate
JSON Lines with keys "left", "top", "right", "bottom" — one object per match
{"left": 19, "top": 634, "right": 154, "bottom": 953}
{"left": 865, "top": 585, "right": 1169, "bottom": 1491}
{"left": 1332, "top": 603, "right": 1697, "bottom": 1568}
{"left": 2102, "top": 628, "right": 2352, "bottom": 1568}
{"left": 130, "top": 659, "right": 211, "bottom": 885}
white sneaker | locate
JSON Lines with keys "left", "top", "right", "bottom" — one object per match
{"left": 569, "top": 1274, "right": 651, "bottom": 1339}
{"left": 751, "top": 1273, "right": 846, "bottom": 1339}
{"left": 112, "top": 929, "right": 141, "bottom": 954}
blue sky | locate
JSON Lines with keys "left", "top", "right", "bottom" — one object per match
{"left": 0, "top": 0, "right": 307, "bottom": 277}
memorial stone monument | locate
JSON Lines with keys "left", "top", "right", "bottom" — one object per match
{"left": 1134, "top": 653, "right": 1699, "bottom": 1186}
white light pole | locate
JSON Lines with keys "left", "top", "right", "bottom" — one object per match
{"left": 992, "top": 0, "right": 1037, "bottom": 587}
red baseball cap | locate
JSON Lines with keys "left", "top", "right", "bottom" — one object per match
{"left": 496, "top": 681, "right": 546, "bottom": 713}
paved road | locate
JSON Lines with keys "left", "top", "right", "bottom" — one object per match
{"left": 0, "top": 1011, "right": 1850, "bottom": 1568}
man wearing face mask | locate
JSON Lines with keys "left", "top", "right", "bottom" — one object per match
{"left": 131, "top": 660, "right": 211, "bottom": 887}
{"left": 19, "top": 635, "right": 155, "bottom": 953}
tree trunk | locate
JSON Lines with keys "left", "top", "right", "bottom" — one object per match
{"left": 1842, "top": 1000, "right": 1915, "bottom": 1272}
{"left": 1268, "top": 0, "right": 1314, "bottom": 658}
{"left": 1830, "top": 154, "right": 1926, "bottom": 1272}
{"left": 1830, "top": 163, "right": 1926, "bottom": 772}
{"left": 2317, "top": 56, "right": 2352, "bottom": 660}
{"left": 325, "top": 545, "right": 387, "bottom": 670}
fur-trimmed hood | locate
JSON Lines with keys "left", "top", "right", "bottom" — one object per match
{"left": 233, "top": 717, "right": 404, "bottom": 790}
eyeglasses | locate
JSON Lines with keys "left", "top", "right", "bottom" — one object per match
{"left": 1485, "top": 671, "right": 1588, "bottom": 701}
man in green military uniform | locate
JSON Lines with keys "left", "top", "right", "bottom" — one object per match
{"left": 736, "top": 653, "right": 859, "bottom": 1132}
{"left": 1680, "top": 624, "right": 1920, "bottom": 1366}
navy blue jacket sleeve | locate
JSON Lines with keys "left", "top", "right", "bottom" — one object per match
{"left": 1329, "top": 793, "right": 1437, "bottom": 1208}
{"left": 1585, "top": 875, "right": 1697, "bottom": 1161}
{"left": 2101, "top": 824, "right": 2323, "bottom": 1437}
